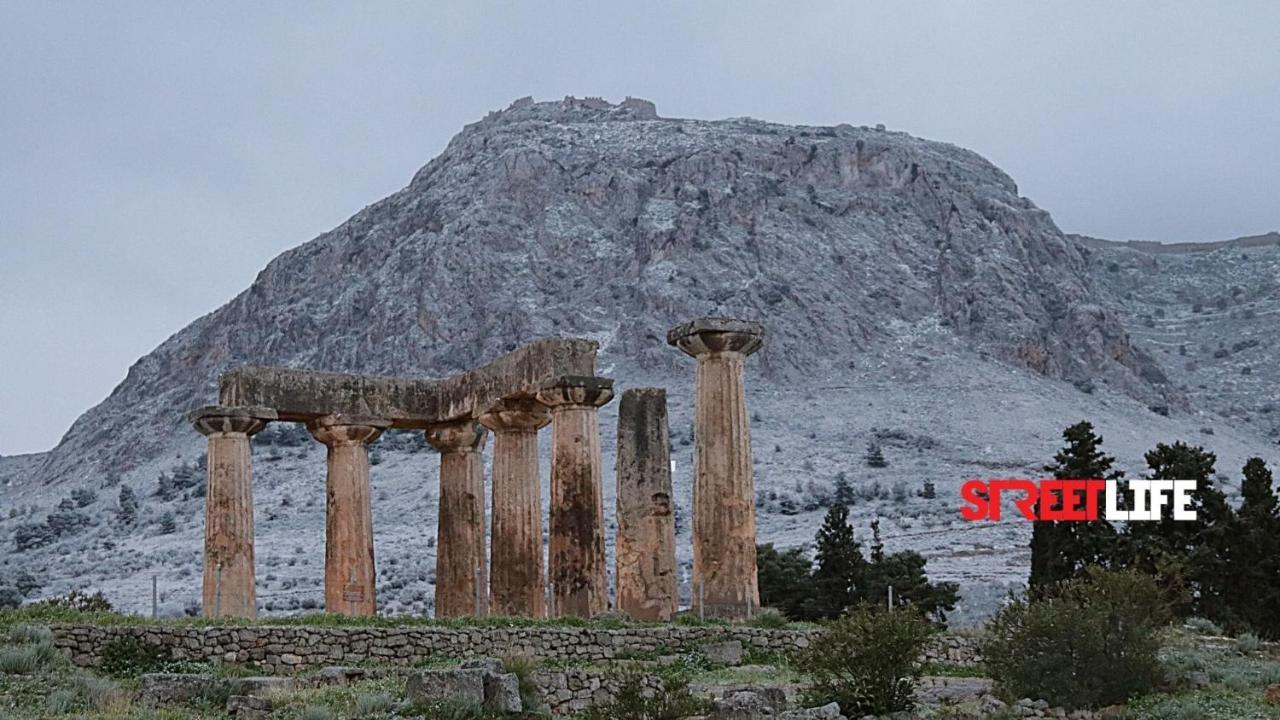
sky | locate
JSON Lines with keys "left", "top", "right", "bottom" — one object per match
{"left": 1, "top": 1, "right": 1278, "bottom": 456}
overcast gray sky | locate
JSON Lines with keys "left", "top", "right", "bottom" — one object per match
{"left": 1, "top": 2, "right": 1277, "bottom": 456}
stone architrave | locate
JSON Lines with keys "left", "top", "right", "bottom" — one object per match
{"left": 615, "top": 388, "right": 678, "bottom": 621}
{"left": 425, "top": 420, "right": 489, "bottom": 618}
{"left": 668, "top": 318, "right": 765, "bottom": 617}
{"left": 478, "top": 399, "right": 551, "bottom": 618}
{"left": 535, "top": 376, "right": 614, "bottom": 618}
{"left": 191, "top": 406, "right": 277, "bottom": 619}
{"left": 307, "top": 414, "right": 391, "bottom": 616}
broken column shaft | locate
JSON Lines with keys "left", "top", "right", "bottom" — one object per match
{"left": 479, "top": 399, "right": 550, "bottom": 618}
{"left": 425, "top": 420, "right": 488, "bottom": 619}
{"left": 192, "top": 406, "right": 276, "bottom": 619}
{"left": 668, "top": 318, "right": 765, "bottom": 617}
{"left": 615, "top": 388, "right": 678, "bottom": 621}
{"left": 307, "top": 414, "right": 390, "bottom": 617}
{"left": 537, "top": 376, "right": 614, "bottom": 618}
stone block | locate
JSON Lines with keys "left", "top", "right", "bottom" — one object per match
{"left": 226, "top": 695, "right": 271, "bottom": 720}
{"left": 484, "top": 672, "right": 524, "bottom": 713}
{"left": 405, "top": 668, "right": 487, "bottom": 706}
{"left": 140, "top": 673, "right": 221, "bottom": 706}
{"left": 703, "top": 640, "right": 745, "bottom": 666}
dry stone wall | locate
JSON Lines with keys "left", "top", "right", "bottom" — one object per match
{"left": 49, "top": 623, "right": 979, "bottom": 674}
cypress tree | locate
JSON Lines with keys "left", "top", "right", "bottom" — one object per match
{"left": 810, "top": 504, "right": 867, "bottom": 619}
{"left": 1231, "top": 458, "right": 1280, "bottom": 636}
{"left": 1030, "top": 421, "right": 1122, "bottom": 589}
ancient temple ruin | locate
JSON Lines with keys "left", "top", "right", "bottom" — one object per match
{"left": 192, "top": 319, "right": 764, "bottom": 621}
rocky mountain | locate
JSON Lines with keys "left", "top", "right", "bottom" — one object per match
{"left": 1, "top": 97, "right": 1273, "bottom": 623}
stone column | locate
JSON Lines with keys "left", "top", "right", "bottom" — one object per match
{"left": 478, "top": 399, "right": 550, "bottom": 618}
{"left": 307, "top": 414, "right": 390, "bottom": 617}
{"left": 668, "top": 317, "right": 765, "bottom": 617}
{"left": 615, "top": 388, "right": 678, "bottom": 621}
{"left": 425, "top": 420, "right": 489, "bottom": 619}
{"left": 191, "top": 406, "right": 276, "bottom": 619}
{"left": 536, "top": 376, "right": 614, "bottom": 618}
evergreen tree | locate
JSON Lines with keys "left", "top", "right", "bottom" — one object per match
{"left": 810, "top": 504, "right": 868, "bottom": 619}
{"left": 158, "top": 511, "right": 177, "bottom": 535}
{"left": 1230, "top": 458, "right": 1280, "bottom": 637}
{"left": 863, "top": 518, "right": 959, "bottom": 623}
{"left": 1030, "top": 422, "right": 1122, "bottom": 589}
{"left": 864, "top": 442, "right": 888, "bottom": 469}
{"left": 833, "top": 472, "right": 855, "bottom": 506}
{"left": 117, "top": 485, "right": 139, "bottom": 525}
{"left": 757, "top": 543, "right": 814, "bottom": 619}
{"left": 1125, "top": 441, "right": 1232, "bottom": 619}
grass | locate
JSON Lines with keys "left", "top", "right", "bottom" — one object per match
{"left": 1117, "top": 630, "right": 1280, "bottom": 720}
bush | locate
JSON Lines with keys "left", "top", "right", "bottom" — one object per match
{"left": 502, "top": 654, "right": 542, "bottom": 711}
{"left": 0, "top": 640, "right": 58, "bottom": 674}
{"left": 1234, "top": 633, "right": 1262, "bottom": 654}
{"left": 0, "top": 586, "right": 21, "bottom": 609}
{"left": 579, "top": 674, "right": 708, "bottom": 720}
{"left": 98, "top": 636, "right": 172, "bottom": 677}
{"left": 33, "top": 590, "right": 114, "bottom": 613}
{"left": 8, "top": 623, "right": 52, "bottom": 644}
{"left": 748, "top": 607, "right": 789, "bottom": 629}
{"left": 354, "top": 692, "right": 396, "bottom": 715}
{"left": 981, "top": 568, "right": 1168, "bottom": 710}
{"left": 299, "top": 706, "right": 335, "bottom": 720}
{"left": 794, "top": 604, "right": 935, "bottom": 715}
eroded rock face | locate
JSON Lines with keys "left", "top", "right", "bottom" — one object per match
{"left": 32, "top": 96, "right": 1175, "bottom": 486}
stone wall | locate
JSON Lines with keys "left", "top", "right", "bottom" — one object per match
{"left": 49, "top": 623, "right": 980, "bottom": 674}
{"left": 531, "top": 667, "right": 664, "bottom": 716}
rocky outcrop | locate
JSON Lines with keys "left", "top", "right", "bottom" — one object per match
{"left": 27, "top": 96, "right": 1174, "bottom": 487}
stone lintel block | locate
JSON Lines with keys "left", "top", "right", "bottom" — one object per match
{"left": 536, "top": 376, "right": 615, "bottom": 409}
{"left": 425, "top": 420, "right": 487, "bottom": 453}
{"left": 666, "top": 317, "right": 765, "bottom": 358}
{"left": 190, "top": 406, "right": 278, "bottom": 436}
{"left": 218, "top": 337, "right": 597, "bottom": 428}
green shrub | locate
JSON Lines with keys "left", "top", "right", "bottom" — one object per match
{"left": 300, "top": 705, "right": 336, "bottom": 720}
{"left": 7, "top": 623, "right": 52, "bottom": 644}
{"left": 31, "top": 590, "right": 114, "bottom": 613}
{"left": 793, "top": 603, "right": 935, "bottom": 715}
{"left": 45, "top": 688, "right": 78, "bottom": 714}
{"left": 981, "top": 568, "right": 1169, "bottom": 710}
{"left": 1233, "top": 632, "right": 1262, "bottom": 654}
{"left": 0, "top": 640, "right": 58, "bottom": 674}
{"left": 578, "top": 674, "right": 708, "bottom": 720}
{"left": 354, "top": 691, "right": 396, "bottom": 715}
{"left": 67, "top": 671, "right": 123, "bottom": 709}
{"left": 97, "top": 635, "right": 172, "bottom": 677}
{"left": 502, "top": 654, "right": 542, "bottom": 711}
{"left": 747, "top": 607, "right": 789, "bottom": 629}
{"left": 1185, "top": 616, "right": 1222, "bottom": 636}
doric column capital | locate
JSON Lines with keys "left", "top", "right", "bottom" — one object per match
{"left": 535, "top": 376, "right": 615, "bottom": 410}
{"left": 306, "top": 414, "right": 391, "bottom": 447}
{"left": 191, "top": 406, "right": 277, "bottom": 437}
{"left": 479, "top": 398, "right": 552, "bottom": 433}
{"left": 667, "top": 317, "right": 765, "bottom": 359}
{"left": 425, "top": 420, "right": 488, "bottom": 454}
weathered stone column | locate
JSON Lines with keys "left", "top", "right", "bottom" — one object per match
{"left": 615, "top": 388, "right": 678, "bottom": 621}
{"left": 191, "top": 406, "right": 276, "bottom": 619}
{"left": 668, "top": 318, "right": 765, "bottom": 617}
{"left": 479, "top": 399, "right": 550, "bottom": 618}
{"left": 425, "top": 420, "right": 489, "bottom": 619}
{"left": 536, "top": 376, "right": 614, "bottom": 618}
{"left": 307, "top": 414, "right": 390, "bottom": 617}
